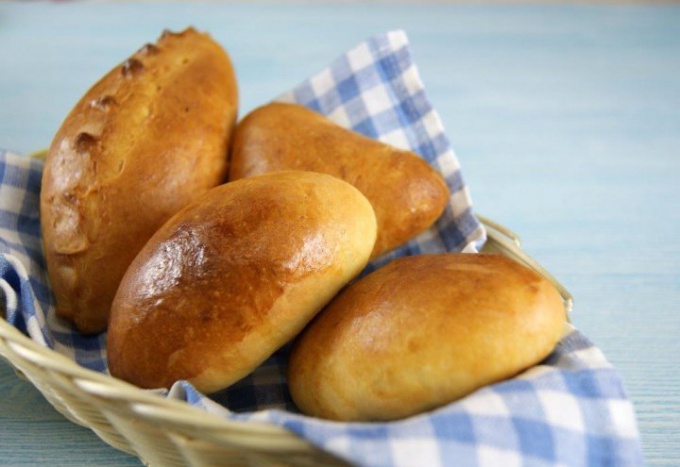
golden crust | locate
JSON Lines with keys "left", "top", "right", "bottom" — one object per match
{"left": 107, "top": 171, "right": 377, "bottom": 393}
{"left": 229, "top": 103, "right": 450, "bottom": 259}
{"left": 40, "top": 28, "right": 238, "bottom": 334}
{"left": 288, "top": 253, "right": 567, "bottom": 421}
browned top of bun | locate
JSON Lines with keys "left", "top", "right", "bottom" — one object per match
{"left": 288, "top": 253, "right": 567, "bottom": 421}
{"left": 229, "top": 103, "right": 450, "bottom": 259}
{"left": 40, "top": 28, "right": 238, "bottom": 334}
{"left": 107, "top": 171, "right": 376, "bottom": 393}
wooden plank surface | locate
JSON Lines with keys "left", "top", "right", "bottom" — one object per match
{"left": 1, "top": 3, "right": 678, "bottom": 465}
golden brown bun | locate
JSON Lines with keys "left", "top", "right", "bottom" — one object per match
{"left": 107, "top": 171, "right": 377, "bottom": 393}
{"left": 228, "top": 103, "right": 450, "bottom": 260}
{"left": 40, "top": 28, "right": 238, "bottom": 334}
{"left": 288, "top": 253, "right": 566, "bottom": 421}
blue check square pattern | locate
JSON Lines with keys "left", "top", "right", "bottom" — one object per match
{"left": 0, "top": 30, "right": 642, "bottom": 466}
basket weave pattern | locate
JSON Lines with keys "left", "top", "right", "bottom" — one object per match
{"left": 0, "top": 313, "right": 348, "bottom": 466}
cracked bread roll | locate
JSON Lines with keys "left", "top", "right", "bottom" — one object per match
{"left": 288, "top": 253, "right": 566, "bottom": 421}
{"left": 40, "top": 27, "right": 238, "bottom": 334}
{"left": 107, "top": 171, "right": 377, "bottom": 393}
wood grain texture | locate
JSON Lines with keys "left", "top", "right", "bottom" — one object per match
{"left": 0, "top": 3, "right": 678, "bottom": 466}
{"left": 0, "top": 358, "right": 140, "bottom": 466}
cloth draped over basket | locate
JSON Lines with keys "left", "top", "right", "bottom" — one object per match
{"left": 0, "top": 30, "right": 643, "bottom": 466}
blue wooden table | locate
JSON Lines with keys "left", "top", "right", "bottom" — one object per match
{"left": 1, "top": 3, "right": 678, "bottom": 465}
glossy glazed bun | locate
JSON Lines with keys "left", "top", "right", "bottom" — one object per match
{"left": 229, "top": 103, "right": 450, "bottom": 259}
{"left": 107, "top": 171, "right": 377, "bottom": 393}
{"left": 289, "top": 253, "right": 567, "bottom": 421}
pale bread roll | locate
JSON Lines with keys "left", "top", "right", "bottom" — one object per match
{"left": 288, "top": 253, "right": 566, "bottom": 421}
{"left": 40, "top": 27, "right": 238, "bottom": 334}
{"left": 229, "top": 103, "right": 450, "bottom": 260}
{"left": 107, "top": 171, "right": 377, "bottom": 393}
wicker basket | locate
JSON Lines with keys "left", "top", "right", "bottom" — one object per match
{"left": 0, "top": 217, "right": 572, "bottom": 467}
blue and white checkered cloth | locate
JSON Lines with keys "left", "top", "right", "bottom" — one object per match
{"left": 0, "top": 30, "right": 642, "bottom": 466}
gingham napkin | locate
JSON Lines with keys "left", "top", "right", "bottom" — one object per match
{"left": 0, "top": 31, "right": 642, "bottom": 466}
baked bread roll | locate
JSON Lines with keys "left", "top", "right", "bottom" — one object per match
{"left": 107, "top": 171, "right": 377, "bottom": 393}
{"left": 288, "top": 253, "right": 566, "bottom": 421}
{"left": 40, "top": 28, "right": 238, "bottom": 334}
{"left": 229, "top": 103, "right": 450, "bottom": 260}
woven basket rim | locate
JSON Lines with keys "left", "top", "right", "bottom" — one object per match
{"left": 0, "top": 216, "right": 573, "bottom": 464}
{"left": 0, "top": 315, "right": 305, "bottom": 438}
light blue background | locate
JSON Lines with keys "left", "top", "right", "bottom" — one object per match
{"left": 1, "top": 4, "right": 678, "bottom": 465}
